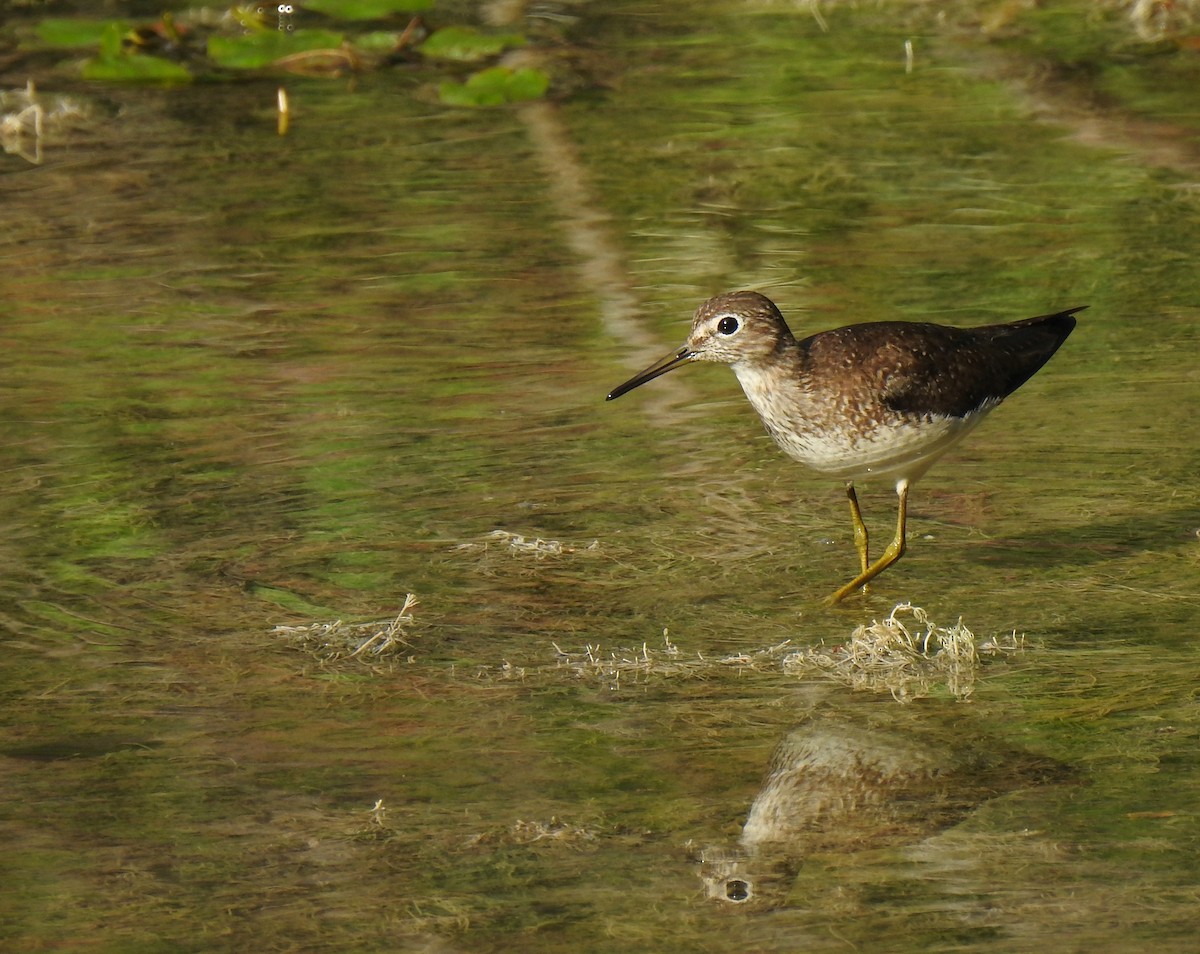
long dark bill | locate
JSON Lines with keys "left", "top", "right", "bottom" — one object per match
{"left": 606, "top": 346, "right": 694, "bottom": 401}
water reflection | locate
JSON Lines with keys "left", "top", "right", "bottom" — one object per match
{"left": 699, "top": 713, "right": 1067, "bottom": 910}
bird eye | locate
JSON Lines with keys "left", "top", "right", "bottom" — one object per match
{"left": 717, "top": 315, "right": 739, "bottom": 336}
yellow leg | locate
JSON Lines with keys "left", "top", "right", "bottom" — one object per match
{"left": 845, "top": 483, "right": 870, "bottom": 587}
{"left": 825, "top": 479, "right": 910, "bottom": 605}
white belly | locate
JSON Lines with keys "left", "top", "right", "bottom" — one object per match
{"left": 768, "top": 412, "right": 987, "bottom": 483}
{"left": 732, "top": 363, "right": 995, "bottom": 484}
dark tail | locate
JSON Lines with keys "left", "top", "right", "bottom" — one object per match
{"left": 988, "top": 305, "right": 1083, "bottom": 397}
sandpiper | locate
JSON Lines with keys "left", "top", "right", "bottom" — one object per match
{"left": 607, "top": 291, "right": 1081, "bottom": 604}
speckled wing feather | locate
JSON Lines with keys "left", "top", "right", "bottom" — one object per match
{"left": 799, "top": 309, "right": 1081, "bottom": 420}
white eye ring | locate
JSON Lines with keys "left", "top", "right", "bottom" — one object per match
{"left": 717, "top": 315, "right": 740, "bottom": 336}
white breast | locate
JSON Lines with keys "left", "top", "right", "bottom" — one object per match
{"left": 732, "top": 362, "right": 996, "bottom": 484}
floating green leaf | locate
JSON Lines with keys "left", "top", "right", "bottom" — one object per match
{"left": 355, "top": 31, "right": 406, "bottom": 52}
{"left": 419, "top": 26, "right": 524, "bottom": 62}
{"left": 207, "top": 29, "right": 346, "bottom": 69}
{"left": 81, "top": 23, "right": 192, "bottom": 83}
{"left": 438, "top": 66, "right": 549, "bottom": 107}
{"left": 36, "top": 18, "right": 131, "bottom": 48}
{"left": 298, "top": 0, "right": 432, "bottom": 19}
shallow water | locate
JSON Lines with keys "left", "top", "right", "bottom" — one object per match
{"left": 2, "top": 1, "right": 1199, "bottom": 951}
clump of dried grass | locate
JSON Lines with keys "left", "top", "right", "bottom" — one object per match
{"left": 479, "top": 632, "right": 793, "bottom": 688}
{"left": 454, "top": 529, "right": 599, "bottom": 558}
{"left": 484, "top": 605, "right": 1025, "bottom": 699}
{"left": 538, "top": 633, "right": 793, "bottom": 689}
{"left": 272, "top": 594, "right": 419, "bottom": 662}
{"left": 782, "top": 603, "right": 1024, "bottom": 702}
